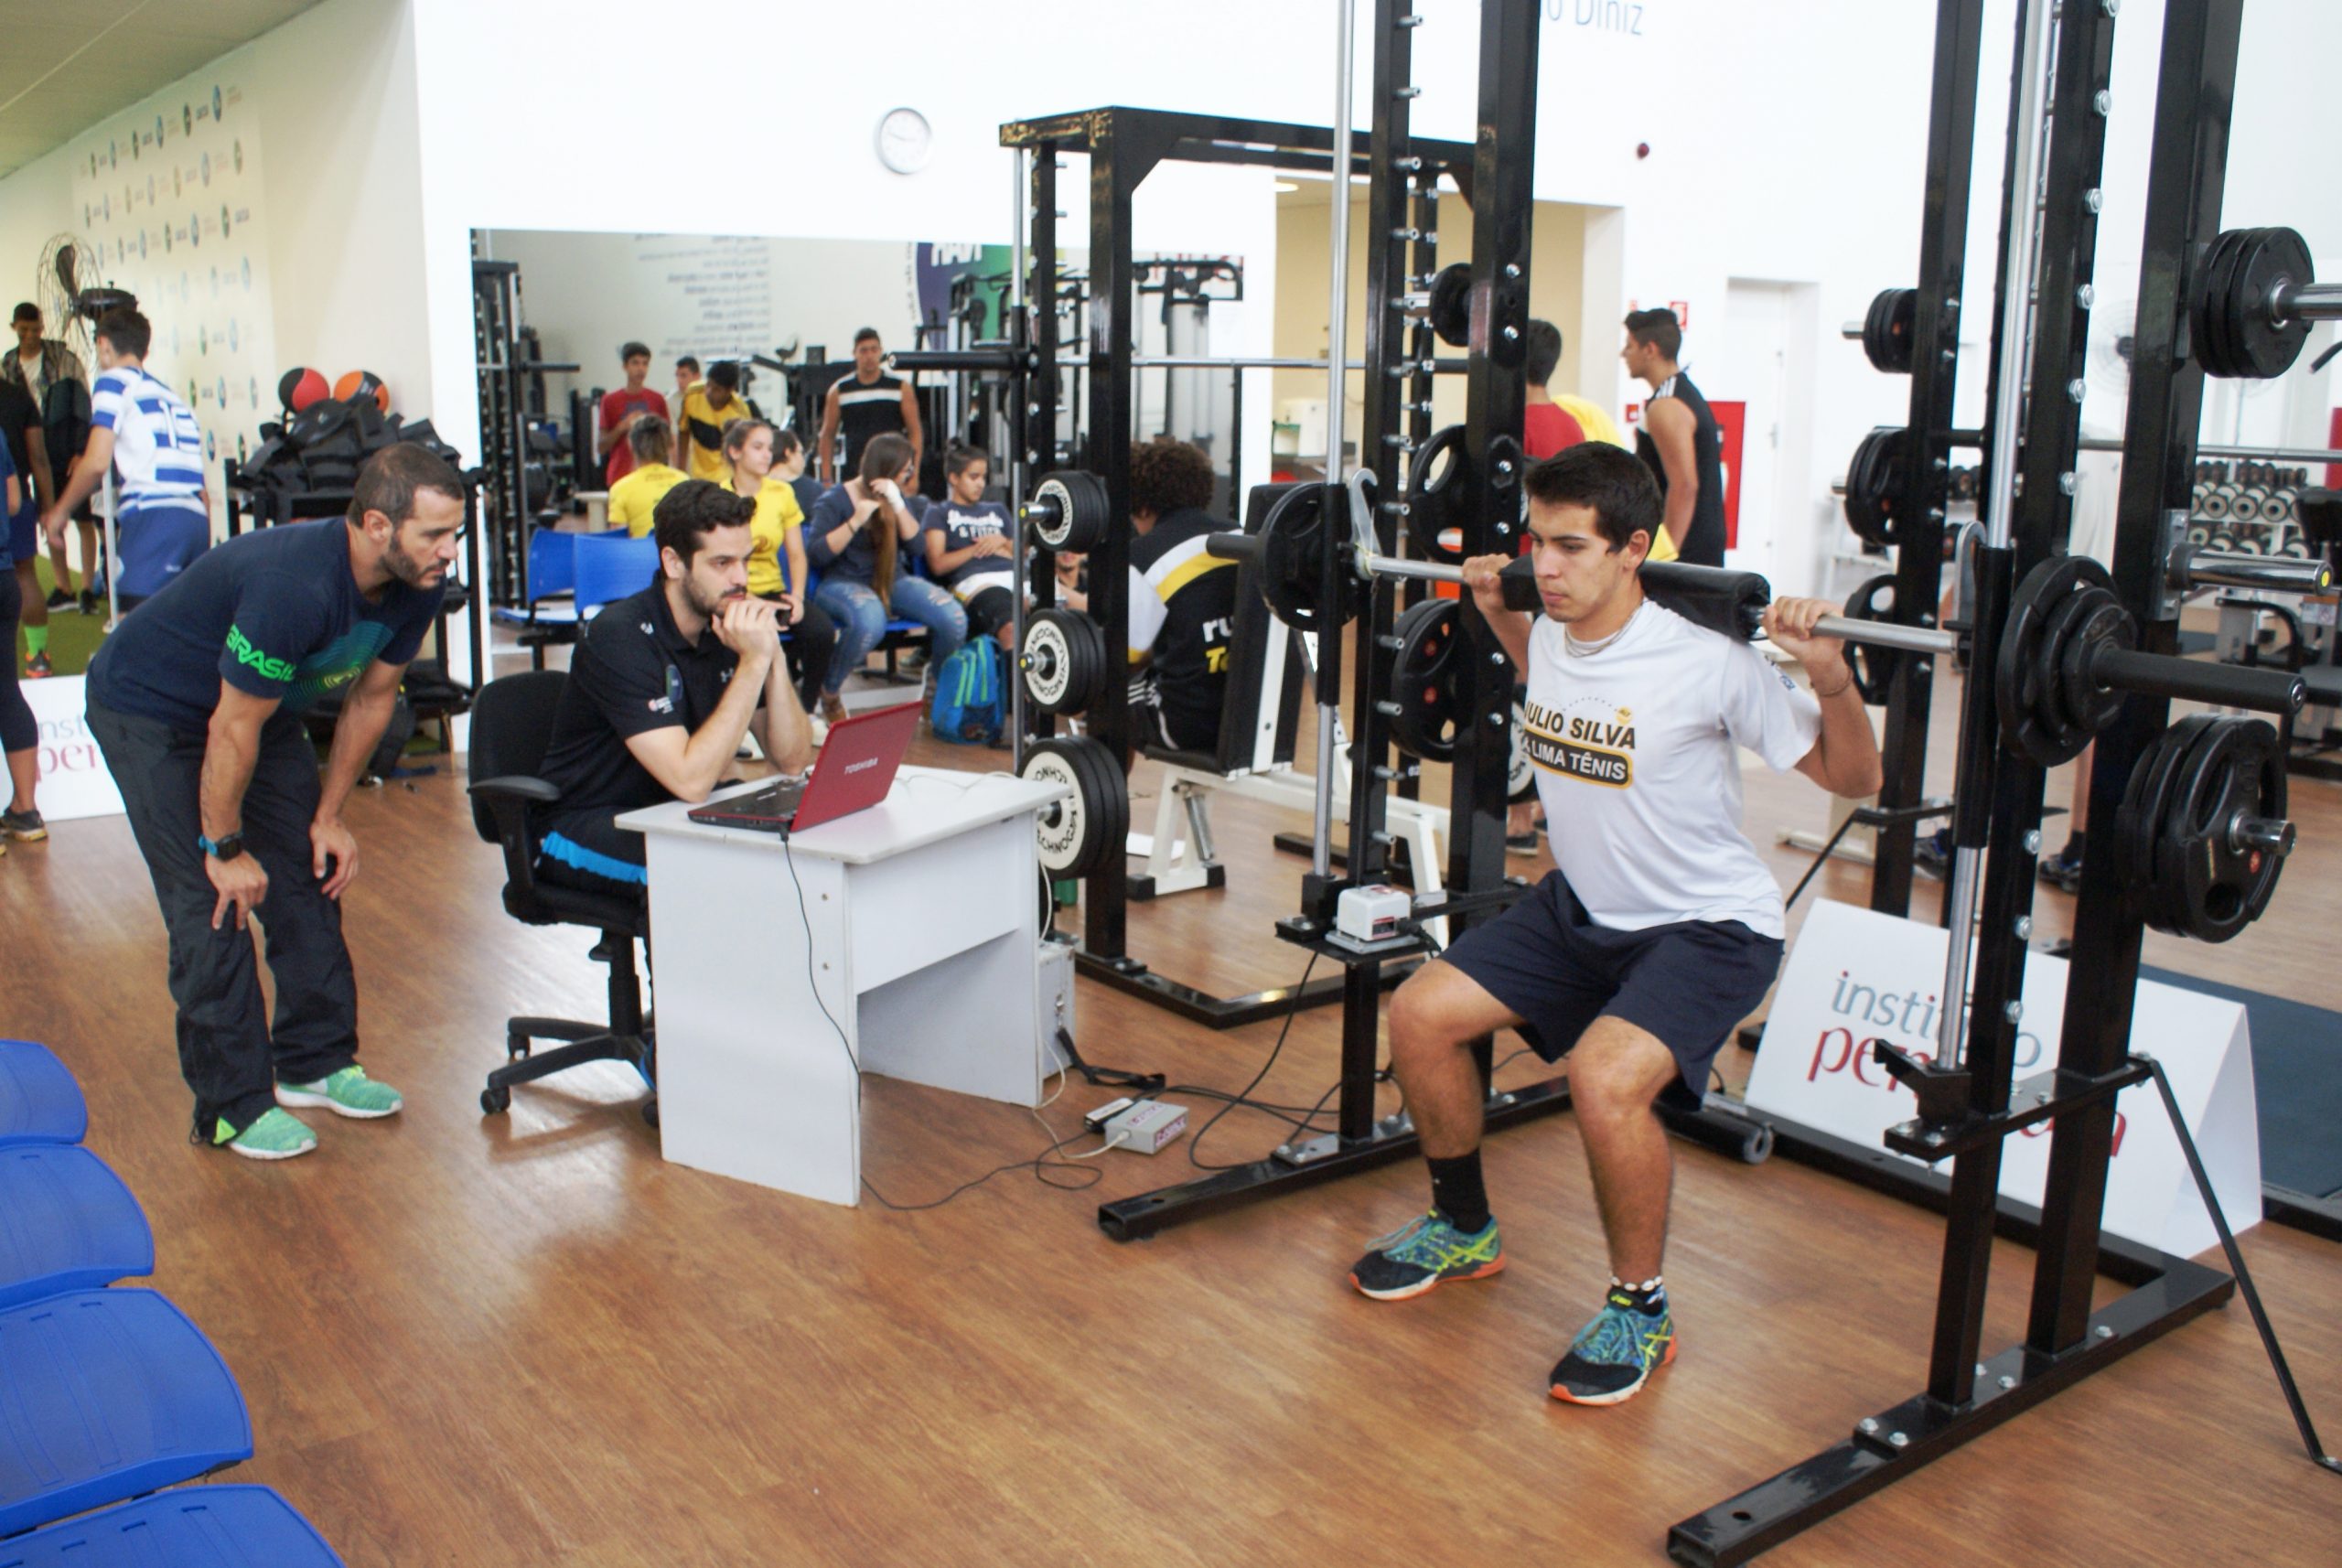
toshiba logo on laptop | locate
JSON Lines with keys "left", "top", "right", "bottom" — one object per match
{"left": 843, "top": 758, "right": 877, "bottom": 774}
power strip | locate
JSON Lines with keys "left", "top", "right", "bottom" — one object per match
{"left": 1098, "top": 1098, "right": 1187, "bottom": 1155}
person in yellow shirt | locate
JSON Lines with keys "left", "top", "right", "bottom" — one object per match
{"left": 606, "top": 417, "right": 688, "bottom": 536}
{"left": 724, "top": 418, "right": 833, "bottom": 711}
{"left": 678, "top": 361, "right": 750, "bottom": 482}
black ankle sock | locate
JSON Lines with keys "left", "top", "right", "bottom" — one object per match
{"left": 1426, "top": 1151, "right": 1490, "bottom": 1233}
{"left": 1613, "top": 1275, "right": 1668, "bottom": 1315}
{"left": 2063, "top": 831, "right": 2087, "bottom": 863}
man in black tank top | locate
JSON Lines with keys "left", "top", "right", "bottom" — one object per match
{"left": 817, "top": 327, "right": 924, "bottom": 483}
{"left": 1623, "top": 308, "right": 1728, "bottom": 567}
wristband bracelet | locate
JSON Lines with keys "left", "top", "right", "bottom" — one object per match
{"left": 1810, "top": 672, "right": 1854, "bottom": 701}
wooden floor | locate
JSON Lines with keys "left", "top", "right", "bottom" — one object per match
{"left": 5, "top": 663, "right": 2339, "bottom": 1567}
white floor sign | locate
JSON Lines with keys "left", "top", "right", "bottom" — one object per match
{"left": 24, "top": 676, "right": 124, "bottom": 822}
{"left": 1747, "top": 899, "right": 2259, "bottom": 1258}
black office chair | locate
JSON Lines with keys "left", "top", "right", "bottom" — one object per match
{"left": 467, "top": 670, "right": 656, "bottom": 1125}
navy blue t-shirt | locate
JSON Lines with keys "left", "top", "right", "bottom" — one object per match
{"left": 805, "top": 483, "right": 927, "bottom": 587}
{"left": 88, "top": 518, "right": 446, "bottom": 733}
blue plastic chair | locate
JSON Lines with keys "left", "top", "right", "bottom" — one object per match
{"left": 0, "top": 1485, "right": 344, "bottom": 1567}
{"left": 0, "top": 1146, "right": 155, "bottom": 1310}
{"left": 489, "top": 527, "right": 587, "bottom": 669}
{"left": 0, "top": 1041, "right": 85, "bottom": 1150}
{"left": 0, "top": 1290, "right": 253, "bottom": 1537}
{"left": 573, "top": 530, "right": 659, "bottom": 614}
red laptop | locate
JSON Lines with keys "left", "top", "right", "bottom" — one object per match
{"left": 687, "top": 702, "right": 921, "bottom": 835}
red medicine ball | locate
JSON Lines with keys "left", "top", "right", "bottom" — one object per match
{"left": 278, "top": 366, "right": 329, "bottom": 413}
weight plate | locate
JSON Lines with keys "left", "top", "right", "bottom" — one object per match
{"left": 1840, "top": 572, "right": 1903, "bottom": 705}
{"left": 2229, "top": 492, "right": 2261, "bottom": 524}
{"left": 1020, "top": 607, "right": 1101, "bottom": 716}
{"left": 1027, "top": 469, "right": 1111, "bottom": 553}
{"left": 2210, "top": 227, "right": 2261, "bottom": 381}
{"left": 1842, "top": 427, "right": 1905, "bottom": 549}
{"left": 1256, "top": 481, "right": 1353, "bottom": 631}
{"left": 2054, "top": 598, "right": 2131, "bottom": 746}
{"left": 1070, "top": 733, "right": 1129, "bottom": 879}
{"left": 1427, "top": 263, "right": 1474, "bottom": 349}
{"left": 2186, "top": 524, "right": 2211, "bottom": 545}
{"left": 2154, "top": 718, "right": 2287, "bottom": 941}
{"left": 1404, "top": 424, "right": 1471, "bottom": 564}
{"left": 2192, "top": 230, "right": 2244, "bottom": 377}
{"left": 1998, "top": 555, "right": 2129, "bottom": 767}
{"left": 2118, "top": 714, "right": 2217, "bottom": 911}
{"left": 1388, "top": 598, "right": 1466, "bottom": 762}
{"left": 1863, "top": 287, "right": 1918, "bottom": 375}
{"left": 1021, "top": 736, "right": 1122, "bottom": 875}
{"left": 2238, "top": 225, "right": 2315, "bottom": 380}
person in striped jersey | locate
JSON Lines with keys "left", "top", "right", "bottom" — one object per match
{"left": 1125, "top": 437, "right": 1237, "bottom": 755}
{"left": 816, "top": 328, "right": 922, "bottom": 484}
{"left": 42, "top": 307, "right": 209, "bottom": 612}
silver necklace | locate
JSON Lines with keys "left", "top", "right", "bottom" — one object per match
{"left": 1564, "top": 600, "right": 1642, "bottom": 658}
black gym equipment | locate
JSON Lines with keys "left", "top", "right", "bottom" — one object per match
{"left": 1677, "top": 4, "right": 2340, "bottom": 1564}
{"left": 1841, "top": 425, "right": 1910, "bottom": 550}
{"left": 1401, "top": 423, "right": 1470, "bottom": 563}
{"left": 1020, "top": 736, "right": 1125, "bottom": 876}
{"left": 999, "top": 102, "right": 1481, "bottom": 1031}
{"left": 1018, "top": 607, "right": 1108, "bottom": 718}
{"left": 1022, "top": 468, "right": 1111, "bottom": 553}
{"left": 1861, "top": 285, "right": 1919, "bottom": 373}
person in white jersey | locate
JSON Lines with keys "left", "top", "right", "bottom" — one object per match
{"left": 41, "top": 307, "right": 209, "bottom": 611}
{"left": 1348, "top": 441, "right": 1883, "bottom": 1408}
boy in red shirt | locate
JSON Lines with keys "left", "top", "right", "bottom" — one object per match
{"left": 596, "top": 341, "right": 670, "bottom": 486}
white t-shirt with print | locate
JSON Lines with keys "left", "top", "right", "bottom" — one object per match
{"left": 1521, "top": 599, "right": 1821, "bottom": 939}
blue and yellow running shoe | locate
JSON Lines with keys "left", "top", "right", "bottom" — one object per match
{"left": 1549, "top": 1288, "right": 1676, "bottom": 1405}
{"left": 1348, "top": 1210, "right": 1506, "bottom": 1301}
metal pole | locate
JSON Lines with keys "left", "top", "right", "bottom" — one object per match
{"left": 1314, "top": 0, "right": 1358, "bottom": 882}
{"left": 1009, "top": 146, "right": 1030, "bottom": 768}
{"left": 1938, "top": 0, "right": 2057, "bottom": 1075}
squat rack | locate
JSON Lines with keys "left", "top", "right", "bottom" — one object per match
{"left": 994, "top": 101, "right": 1482, "bottom": 1026}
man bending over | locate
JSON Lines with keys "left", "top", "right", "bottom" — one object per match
{"left": 1348, "top": 442, "right": 1881, "bottom": 1407}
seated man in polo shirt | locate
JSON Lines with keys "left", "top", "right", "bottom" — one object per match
{"left": 534, "top": 479, "right": 815, "bottom": 892}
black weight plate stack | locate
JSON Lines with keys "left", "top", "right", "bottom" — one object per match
{"left": 1256, "top": 481, "right": 1351, "bottom": 630}
{"left": 1842, "top": 427, "right": 1906, "bottom": 550}
{"left": 2152, "top": 717, "right": 2287, "bottom": 941}
{"left": 1997, "top": 555, "right": 2132, "bottom": 767}
{"left": 1026, "top": 470, "right": 1110, "bottom": 553}
{"left": 1862, "top": 287, "right": 1918, "bottom": 374}
{"left": 1404, "top": 424, "right": 1471, "bottom": 564}
{"left": 2117, "top": 714, "right": 2218, "bottom": 914}
{"left": 2236, "top": 226, "right": 2315, "bottom": 380}
{"left": 1388, "top": 599, "right": 1466, "bottom": 762}
{"left": 1427, "top": 263, "right": 1474, "bottom": 349}
{"left": 1022, "top": 736, "right": 1125, "bottom": 876}
{"left": 1839, "top": 573, "right": 1903, "bottom": 704}
{"left": 1020, "top": 607, "right": 1103, "bottom": 716}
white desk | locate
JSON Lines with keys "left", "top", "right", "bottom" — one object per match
{"left": 618, "top": 767, "right": 1068, "bottom": 1205}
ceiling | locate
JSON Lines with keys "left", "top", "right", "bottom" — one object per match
{"left": 0, "top": 0, "right": 325, "bottom": 182}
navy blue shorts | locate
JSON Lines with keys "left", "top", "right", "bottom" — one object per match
{"left": 537, "top": 807, "right": 648, "bottom": 894}
{"left": 117, "top": 503, "right": 211, "bottom": 599}
{"left": 1443, "top": 872, "right": 1782, "bottom": 1111}
{"left": 7, "top": 506, "right": 34, "bottom": 563}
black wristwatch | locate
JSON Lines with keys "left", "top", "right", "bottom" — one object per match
{"left": 198, "top": 832, "right": 245, "bottom": 862}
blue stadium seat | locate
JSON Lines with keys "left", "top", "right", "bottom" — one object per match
{"left": 571, "top": 529, "right": 658, "bottom": 614}
{"left": 0, "top": 1485, "right": 343, "bottom": 1567}
{"left": 0, "top": 1042, "right": 85, "bottom": 1150}
{"left": 489, "top": 527, "right": 587, "bottom": 670}
{"left": 0, "top": 1146, "right": 156, "bottom": 1311}
{"left": 0, "top": 1290, "right": 252, "bottom": 1537}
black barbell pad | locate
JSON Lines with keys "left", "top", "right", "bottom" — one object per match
{"left": 1638, "top": 561, "right": 1773, "bottom": 642}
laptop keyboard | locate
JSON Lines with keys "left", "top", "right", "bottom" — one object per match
{"left": 695, "top": 776, "right": 808, "bottom": 823}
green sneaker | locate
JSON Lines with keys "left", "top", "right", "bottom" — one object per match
{"left": 1348, "top": 1210, "right": 1506, "bottom": 1301}
{"left": 213, "top": 1107, "right": 318, "bottom": 1161}
{"left": 276, "top": 1065, "right": 403, "bottom": 1119}
{"left": 1549, "top": 1289, "right": 1677, "bottom": 1406}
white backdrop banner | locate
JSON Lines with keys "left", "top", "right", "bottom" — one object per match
{"left": 69, "top": 74, "right": 278, "bottom": 540}
{"left": 1746, "top": 900, "right": 2259, "bottom": 1258}
{"left": 25, "top": 676, "right": 123, "bottom": 822}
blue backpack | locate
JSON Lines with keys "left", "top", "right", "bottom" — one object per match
{"left": 929, "top": 639, "right": 1007, "bottom": 746}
